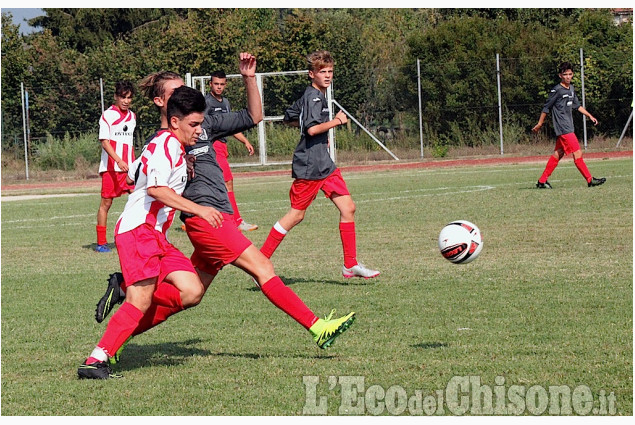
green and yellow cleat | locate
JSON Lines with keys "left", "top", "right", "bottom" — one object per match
{"left": 310, "top": 309, "right": 356, "bottom": 349}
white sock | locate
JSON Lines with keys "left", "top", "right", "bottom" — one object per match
{"left": 273, "top": 221, "right": 288, "bottom": 235}
{"left": 89, "top": 346, "right": 109, "bottom": 362}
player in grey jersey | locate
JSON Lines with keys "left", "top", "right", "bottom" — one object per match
{"left": 532, "top": 62, "right": 605, "bottom": 188}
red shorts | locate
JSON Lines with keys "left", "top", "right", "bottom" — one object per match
{"left": 101, "top": 170, "right": 133, "bottom": 199}
{"left": 213, "top": 141, "right": 233, "bottom": 182}
{"left": 115, "top": 223, "right": 196, "bottom": 287}
{"left": 555, "top": 133, "right": 581, "bottom": 155}
{"left": 184, "top": 213, "right": 252, "bottom": 278}
{"left": 290, "top": 168, "right": 350, "bottom": 210}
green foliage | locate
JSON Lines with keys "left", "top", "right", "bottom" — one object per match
{"left": 35, "top": 132, "right": 100, "bottom": 170}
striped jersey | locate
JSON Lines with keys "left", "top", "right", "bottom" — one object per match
{"left": 115, "top": 130, "right": 187, "bottom": 236}
{"left": 98, "top": 105, "right": 136, "bottom": 173}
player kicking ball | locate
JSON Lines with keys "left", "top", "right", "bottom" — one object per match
{"left": 260, "top": 50, "right": 379, "bottom": 279}
{"left": 88, "top": 55, "right": 355, "bottom": 378}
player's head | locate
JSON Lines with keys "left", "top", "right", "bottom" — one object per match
{"left": 307, "top": 50, "right": 334, "bottom": 91}
{"left": 139, "top": 71, "right": 184, "bottom": 112}
{"left": 209, "top": 70, "right": 227, "bottom": 97}
{"left": 167, "top": 86, "right": 206, "bottom": 146}
{"left": 114, "top": 81, "right": 135, "bottom": 112}
{"left": 558, "top": 62, "right": 574, "bottom": 85}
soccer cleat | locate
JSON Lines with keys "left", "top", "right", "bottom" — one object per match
{"left": 238, "top": 220, "right": 259, "bottom": 232}
{"left": 588, "top": 177, "right": 606, "bottom": 187}
{"left": 95, "top": 244, "right": 112, "bottom": 253}
{"left": 342, "top": 263, "right": 380, "bottom": 279}
{"left": 310, "top": 310, "right": 356, "bottom": 349}
{"left": 536, "top": 181, "right": 553, "bottom": 189}
{"left": 77, "top": 360, "right": 122, "bottom": 379}
{"left": 95, "top": 272, "right": 126, "bottom": 323}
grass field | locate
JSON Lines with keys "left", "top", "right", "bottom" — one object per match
{"left": 1, "top": 157, "right": 632, "bottom": 416}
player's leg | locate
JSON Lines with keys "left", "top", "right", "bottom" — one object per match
{"left": 79, "top": 277, "right": 156, "bottom": 379}
{"left": 571, "top": 149, "right": 606, "bottom": 187}
{"left": 326, "top": 171, "right": 379, "bottom": 279}
{"left": 96, "top": 196, "right": 113, "bottom": 252}
{"left": 537, "top": 145, "right": 565, "bottom": 189}
{"left": 233, "top": 244, "right": 356, "bottom": 348}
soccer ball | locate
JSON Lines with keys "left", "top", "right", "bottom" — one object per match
{"left": 438, "top": 220, "right": 483, "bottom": 264}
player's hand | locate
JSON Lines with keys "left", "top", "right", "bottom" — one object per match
{"left": 244, "top": 141, "right": 255, "bottom": 155}
{"left": 197, "top": 205, "right": 224, "bottom": 228}
{"left": 531, "top": 123, "right": 542, "bottom": 133}
{"left": 117, "top": 160, "right": 129, "bottom": 172}
{"left": 589, "top": 116, "right": 598, "bottom": 126}
{"left": 239, "top": 52, "right": 257, "bottom": 78}
{"left": 335, "top": 111, "right": 348, "bottom": 126}
{"left": 185, "top": 154, "right": 196, "bottom": 179}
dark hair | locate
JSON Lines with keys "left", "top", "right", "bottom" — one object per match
{"left": 210, "top": 70, "right": 226, "bottom": 80}
{"left": 139, "top": 71, "right": 182, "bottom": 101}
{"left": 558, "top": 62, "right": 574, "bottom": 74}
{"left": 115, "top": 81, "right": 135, "bottom": 97}
{"left": 167, "top": 86, "right": 206, "bottom": 121}
{"left": 307, "top": 50, "right": 334, "bottom": 72}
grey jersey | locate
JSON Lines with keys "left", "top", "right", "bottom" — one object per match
{"left": 205, "top": 94, "right": 232, "bottom": 143}
{"left": 180, "top": 109, "right": 255, "bottom": 216}
{"left": 284, "top": 85, "right": 336, "bottom": 180}
{"left": 541, "top": 83, "right": 581, "bottom": 136}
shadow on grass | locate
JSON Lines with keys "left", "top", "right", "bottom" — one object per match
{"left": 411, "top": 342, "right": 449, "bottom": 350}
{"left": 245, "top": 275, "right": 371, "bottom": 291}
{"left": 116, "top": 338, "right": 335, "bottom": 371}
{"left": 82, "top": 242, "right": 116, "bottom": 251}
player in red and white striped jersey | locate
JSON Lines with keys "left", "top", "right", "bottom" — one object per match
{"left": 95, "top": 81, "right": 137, "bottom": 253}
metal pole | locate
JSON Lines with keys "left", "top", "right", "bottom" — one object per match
{"left": 100, "top": 78, "right": 105, "bottom": 113}
{"left": 21, "top": 82, "right": 29, "bottom": 180}
{"left": 616, "top": 109, "right": 633, "bottom": 148}
{"left": 256, "top": 73, "right": 266, "bottom": 166}
{"left": 417, "top": 58, "right": 424, "bottom": 158}
{"left": 580, "top": 48, "right": 587, "bottom": 150}
{"left": 327, "top": 83, "right": 335, "bottom": 163}
{"left": 496, "top": 53, "right": 504, "bottom": 155}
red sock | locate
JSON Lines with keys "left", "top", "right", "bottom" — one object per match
{"left": 261, "top": 226, "right": 286, "bottom": 259}
{"left": 96, "top": 225, "right": 108, "bottom": 245}
{"left": 132, "top": 304, "right": 181, "bottom": 336}
{"left": 152, "top": 281, "right": 184, "bottom": 310}
{"left": 97, "top": 302, "right": 144, "bottom": 358}
{"left": 574, "top": 158, "right": 592, "bottom": 183}
{"left": 227, "top": 191, "right": 242, "bottom": 224}
{"left": 339, "top": 222, "right": 357, "bottom": 268}
{"left": 539, "top": 156, "right": 559, "bottom": 184}
{"left": 260, "top": 276, "right": 318, "bottom": 329}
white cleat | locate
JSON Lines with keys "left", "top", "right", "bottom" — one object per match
{"left": 238, "top": 221, "right": 259, "bottom": 232}
{"left": 342, "top": 263, "right": 380, "bottom": 279}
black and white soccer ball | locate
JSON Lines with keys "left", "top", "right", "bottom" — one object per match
{"left": 438, "top": 220, "right": 483, "bottom": 264}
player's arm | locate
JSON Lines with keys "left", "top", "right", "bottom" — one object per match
{"left": 240, "top": 52, "right": 262, "bottom": 124}
{"left": 232, "top": 132, "right": 254, "bottom": 155}
{"left": 100, "top": 139, "right": 129, "bottom": 172}
{"left": 147, "top": 186, "right": 223, "bottom": 228}
{"left": 532, "top": 112, "right": 548, "bottom": 133}
{"left": 532, "top": 89, "right": 557, "bottom": 133}
{"left": 306, "top": 111, "right": 347, "bottom": 136}
{"left": 577, "top": 106, "right": 598, "bottom": 126}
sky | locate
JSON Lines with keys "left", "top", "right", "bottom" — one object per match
{"left": 2, "top": 8, "right": 44, "bottom": 34}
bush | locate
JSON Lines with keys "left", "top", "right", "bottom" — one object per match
{"left": 35, "top": 132, "right": 101, "bottom": 170}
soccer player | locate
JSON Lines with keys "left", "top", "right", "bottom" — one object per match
{"left": 260, "top": 50, "right": 380, "bottom": 279}
{"left": 532, "top": 61, "right": 606, "bottom": 188}
{"left": 95, "top": 81, "right": 136, "bottom": 253}
{"left": 206, "top": 70, "right": 259, "bottom": 232}
{"left": 91, "top": 54, "right": 356, "bottom": 374}
{"left": 78, "top": 85, "right": 221, "bottom": 379}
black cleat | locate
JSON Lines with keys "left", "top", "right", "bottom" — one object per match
{"left": 536, "top": 180, "right": 553, "bottom": 189}
{"left": 95, "top": 272, "right": 125, "bottom": 323}
{"left": 588, "top": 177, "right": 606, "bottom": 187}
{"left": 78, "top": 360, "right": 122, "bottom": 379}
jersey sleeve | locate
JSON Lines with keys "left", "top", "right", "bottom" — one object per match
{"left": 541, "top": 88, "right": 558, "bottom": 114}
{"left": 202, "top": 109, "right": 255, "bottom": 142}
{"left": 302, "top": 95, "right": 324, "bottom": 131}
{"left": 98, "top": 110, "right": 114, "bottom": 141}
{"left": 284, "top": 98, "right": 302, "bottom": 122}
{"left": 571, "top": 91, "right": 581, "bottom": 109}
{"left": 146, "top": 137, "right": 179, "bottom": 188}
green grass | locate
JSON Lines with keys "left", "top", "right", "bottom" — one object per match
{"left": 1, "top": 158, "right": 632, "bottom": 415}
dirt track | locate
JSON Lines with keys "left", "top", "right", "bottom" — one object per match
{"left": 2, "top": 150, "right": 631, "bottom": 194}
